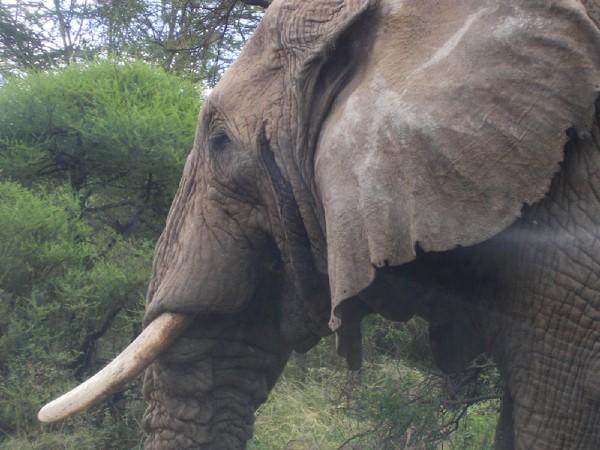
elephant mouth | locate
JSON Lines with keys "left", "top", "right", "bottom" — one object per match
{"left": 37, "top": 312, "right": 193, "bottom": 423}
{"left": 38, "top": 239, "right": 286, "bottom": 424}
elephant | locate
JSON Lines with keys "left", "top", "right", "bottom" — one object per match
{"left": 38, "top": 0, "right": 600, "bottom": 448}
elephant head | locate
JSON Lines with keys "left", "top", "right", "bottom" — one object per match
{"left": 40, "top": 0, "right": 600, "bottom": 448}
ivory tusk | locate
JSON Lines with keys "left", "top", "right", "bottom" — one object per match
{"left": 38, "top": 312, "right": 191, "bottom": 423}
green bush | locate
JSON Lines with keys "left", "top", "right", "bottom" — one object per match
{"left": 0, "top": 61, "right": 200, "bottom": 237}
{"left": 0, "top": 60, "right": 200, "bottom": 449}
{"left": 0, "top": 182, "right": 150, "bottom": 447}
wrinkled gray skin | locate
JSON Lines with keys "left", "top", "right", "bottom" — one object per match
{"left": 141, "top": 0, "right": 600, "bottom": 448}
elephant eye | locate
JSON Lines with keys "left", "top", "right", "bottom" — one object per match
{"left": 208, "top": 131, "right": 231, "bottom": 153}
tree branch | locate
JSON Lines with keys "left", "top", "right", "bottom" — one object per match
{"left": 335, "top": 422, "right": 384, "bottom": 450}
{"left": 443, "top": 394, "right": 501, "bottom": 406}
{"left": 71, "top": 307, "right": 122, "bottom": 378}
{"left": 239, "top": 0, "right": 271, "bottom": 8}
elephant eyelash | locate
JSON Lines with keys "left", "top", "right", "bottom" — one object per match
{"left": 208, "top": 131, "right": 231, "bottom": 153}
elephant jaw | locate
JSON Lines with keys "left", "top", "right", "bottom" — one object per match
{"left": 37, "top": 312, "right": 192, "bottom": 423}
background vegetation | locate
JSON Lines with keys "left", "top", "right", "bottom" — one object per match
{"left": 0, "top": 2, "right": 500, "bottom": 449}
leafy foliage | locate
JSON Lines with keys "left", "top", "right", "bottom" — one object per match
{"left": 0, "top": 1, "right": 264, "bottom": 83}
{"left": 0, "top": 61, "right": 199, "bottom": 448}
{"left": 0, "top": 182, "right": 150, "bottom": 446}
{"left": 0, "top": 61, "right": 200, "bottom": 237}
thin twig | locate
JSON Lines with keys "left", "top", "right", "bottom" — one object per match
{"left": 239, "top": 0, "right": 271, "bottom": 8}
{"left": 335, "top": 422, "right": 384, "bottom": 450}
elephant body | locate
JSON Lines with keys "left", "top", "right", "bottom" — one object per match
{"left": 481, "top": 122, "right": 600, "bottom": 448}
{"left": 141, "top": 1, "right": 600, "bottom": 448}
{"left": 310, "top": 3, "right": 600, "bottom": 445}
{"left": 385, "top": 121, "right": 600, "bottom": 448}
{"left": 40, "top": 0, "right": 600, "bottom": 448}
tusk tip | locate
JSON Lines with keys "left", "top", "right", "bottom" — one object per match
{"left": 37, "top": 405, "right": 55, "bottom": 423}
{"left": 35, "top": 313, "right": 192, "bottom": 425}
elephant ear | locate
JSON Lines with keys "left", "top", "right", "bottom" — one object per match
{"left": 266, "top": 0, "right": 377, "bottom": 274}
{"left": 314, "top": 0, "right": 600, "bottom": 330}
{"left": 275, "top": 0, "right": 375, "bottom": 68}
{"left": 255, "top": 0, "right": 377, "bottom": 347}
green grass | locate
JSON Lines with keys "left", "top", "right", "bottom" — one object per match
{"left": 250, "top": 353, "right": 499, "bottom": 450}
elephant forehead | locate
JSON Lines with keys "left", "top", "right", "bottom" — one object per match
{"left": 210, "top": 65, "right": 284, "bottom": 129}
{"left": 209, "top": 19, "right": 284, "bottom": 128}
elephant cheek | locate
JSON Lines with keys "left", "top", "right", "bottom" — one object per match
{"left": 144, "top": 222, "right": 259, "bottom": 324}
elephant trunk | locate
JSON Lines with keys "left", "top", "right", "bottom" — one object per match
{"left": 142, "top": 330, "right": 266, "bottom": 449}
{"left": 143, "top": 298, "right": 291, "bottom": 449}
{"left": 139, "top": 146, "right": 291, "bottom": 448}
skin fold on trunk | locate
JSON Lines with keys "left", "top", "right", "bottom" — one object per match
{"left": 143, "top": 285, "right": 292, "bottom": 450}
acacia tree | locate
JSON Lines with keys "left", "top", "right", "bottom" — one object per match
{"left": 0, "top": 61, "right": 200, "bottom": 237}
{"left": 0, "top": 182, "right": 152, "bottom": 445}
{"left": 0, "top": 0, "right": 267, "bottom": 82}
{"left": 0, "top": 5, "right": 49, "bottom": 74}
{"left": 98, "top": 0, "right": 267, "bottom": 83}
{"left": 0, "top": 61, "right": 201, "bottom": 448}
